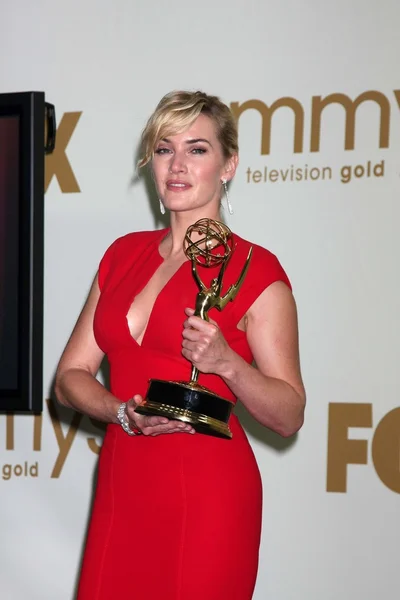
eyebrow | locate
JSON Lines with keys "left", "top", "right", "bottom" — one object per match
{"left": 161, "top": 137, "right": 212, "bottom": 147}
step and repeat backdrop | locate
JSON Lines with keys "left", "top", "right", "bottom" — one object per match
{"left": 1, "top": 1, "right": 399, "bottom": 599}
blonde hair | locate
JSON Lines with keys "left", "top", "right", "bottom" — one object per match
{"left": 138, "top": 90, "right": 238, "bottom": 168}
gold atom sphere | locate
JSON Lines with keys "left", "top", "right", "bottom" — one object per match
{"left": 184, "top": 218, "right": 233, "bottom": 267}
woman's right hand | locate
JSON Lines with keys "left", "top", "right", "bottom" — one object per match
{"left": 125, "top": 395, "right": 195, "bottom": 436}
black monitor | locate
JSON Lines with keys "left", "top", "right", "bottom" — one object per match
{"left": 0, "top": 91, "right": 52, "bottom": 412}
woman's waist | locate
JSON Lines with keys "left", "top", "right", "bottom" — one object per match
{"left": 103, "top": 413, "right": 251, "bottom": 457}
{"left": 108, "top": 352, "right": 237, "bottom": 404}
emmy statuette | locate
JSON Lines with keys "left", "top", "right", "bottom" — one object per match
{"left": 134, "top": 219, "right": 253, "bottom": 439}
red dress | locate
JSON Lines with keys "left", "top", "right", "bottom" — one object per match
{"left": 77, "top": 228, "right": 290, "bottom": 600}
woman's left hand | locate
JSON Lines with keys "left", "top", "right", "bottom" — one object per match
{"left": 181, "top": 308, "right": 233, "bottom": 377}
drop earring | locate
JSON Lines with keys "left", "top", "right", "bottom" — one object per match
{"left": 222, "top": 179, "right": 233, "bottom": 215}
{"left": 159, "top": 198, "right": 166, "bottom": 215}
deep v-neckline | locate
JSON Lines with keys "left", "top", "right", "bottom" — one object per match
{"left": 124, "top": 229, "right": 189, "bottom": 347}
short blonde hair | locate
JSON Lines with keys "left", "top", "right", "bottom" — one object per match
{"left": 138, "top": 90, "right": 238, "bottom": 168}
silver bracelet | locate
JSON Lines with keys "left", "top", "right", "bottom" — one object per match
{"left": 117, "top": 402, "right": 140, "bottom": 436}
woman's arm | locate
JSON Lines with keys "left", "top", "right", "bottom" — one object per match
{"left": 182, "top": 281, "right": 306, "bottom": 437}
{"left": 55, "top": 274, "right": 195, "bottom": 436}
{"left": 55, "top": 274, "right": 121, "bottom": 423}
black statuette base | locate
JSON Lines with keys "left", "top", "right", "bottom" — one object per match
{"left": 134, "top": 379, "right": 234, "bottom": 439}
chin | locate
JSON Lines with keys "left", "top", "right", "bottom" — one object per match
{"left": 165, "top": 197, "right": 217, "bottom": 215}
{"left": 165, "top": 198, "right": 199, "bottom": 213}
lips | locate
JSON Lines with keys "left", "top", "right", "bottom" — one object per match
{"left": 166, "top": 180, "right": 192, "bottom": 191}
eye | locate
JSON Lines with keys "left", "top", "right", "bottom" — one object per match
{"left": 190, "top": 147, "right": 207, "bottom": 154}
{"left": 154, "top": 147, "right": 172, "bottom": 155}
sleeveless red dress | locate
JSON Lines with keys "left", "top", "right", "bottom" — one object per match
{"left": 77, "top": 228, "right": 290, "bottom": 600}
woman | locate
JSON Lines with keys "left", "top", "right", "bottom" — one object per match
{"left": 55, "top": 90, "right": 306, "bottom": 600}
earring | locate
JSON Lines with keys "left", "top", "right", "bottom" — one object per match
{"left": 222, "top": 179, "right": 233, "bottom": 215}
{"left": 159, "top": 198, "right": 166, "bottom": 215}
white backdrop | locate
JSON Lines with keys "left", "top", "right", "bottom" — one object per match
{"left": 1, "top": 1, "right": 399, "bottom": 598}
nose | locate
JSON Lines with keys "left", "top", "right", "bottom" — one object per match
{"left": 169, "top": 151, "right": 187, "bottom": 174}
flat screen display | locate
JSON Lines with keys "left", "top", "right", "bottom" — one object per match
{"left": 0, "top": 115, "right": 19, "bottom": 392}
{"left": 0, "top": 90, "right": 45, "bottom": 412}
